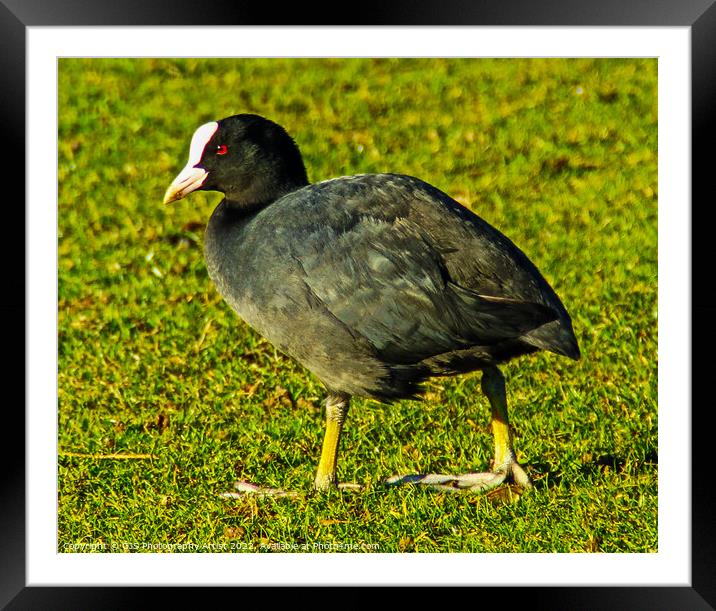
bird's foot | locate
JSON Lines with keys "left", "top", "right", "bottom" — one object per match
{"left": 504, "top": 459, "right": 532, "bottom": 489}
{"left": 385, "top": 459, "right": 532, "bottom": 493}
{"left": 337, "top": 482, "right": 363, "bottom": 490}
{"left": 313, "top": 475, "right": 362, "bottom": 493}
{"left": 220, "top": 480, "right": 362, "bottom": 498}
{"left": 219, "top": 481, "right": 299, "bottom": 499}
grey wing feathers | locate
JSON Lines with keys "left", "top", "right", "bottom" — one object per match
{"left": 294, "top": 213, "right": 559, "bottom": 365}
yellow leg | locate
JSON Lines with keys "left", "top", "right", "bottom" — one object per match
{"left": 481, "top": 366, "right": 532, "bottom": 488}
{"left": 314, "top": 393, "right": 350, "bottom": 491}
{"left": 386, "top": 368, "right": 532, "bottom": 492}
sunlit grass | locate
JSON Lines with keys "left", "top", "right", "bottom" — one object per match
{"left": 58, "top": 57, "right": 657, "bottom": 553}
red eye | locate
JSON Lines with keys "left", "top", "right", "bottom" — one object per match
{"left": 216, "top": 144, "right": 228, "bottom": 155}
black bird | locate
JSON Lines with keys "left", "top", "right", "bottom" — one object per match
{"left": 164, "top": 114, "right": 580, "bottom": 494}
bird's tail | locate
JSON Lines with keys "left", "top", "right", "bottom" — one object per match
{"left": 522, "top": 318, "right": 581, "bottom": 360}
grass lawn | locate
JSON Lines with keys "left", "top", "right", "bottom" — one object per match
{"left": 58, "top": 57, "right": 657, "bottom": 554}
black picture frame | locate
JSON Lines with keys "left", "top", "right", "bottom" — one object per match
{"left": 6, "top": 1, "right": 714, "bottom": 608}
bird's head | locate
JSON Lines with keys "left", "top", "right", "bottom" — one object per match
{"left": 163, "top": 113, "right": 308, "bottom": 207}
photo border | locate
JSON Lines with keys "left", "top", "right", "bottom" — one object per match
{"left": 7, "top": 0, "right": 714, "bottom": 607}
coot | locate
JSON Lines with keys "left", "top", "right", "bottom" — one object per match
{"left": 164, "top": 114, "right": 580, "bottom": 493}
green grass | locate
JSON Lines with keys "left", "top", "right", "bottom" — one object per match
{"left": 58, "top": 58, "right": 657, "bottom": 554}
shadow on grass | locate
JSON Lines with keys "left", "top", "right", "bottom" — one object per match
{"left": 527, "top": 450, "right": 658, "bottom": 492}
{"left": 578, "top": 451, "right": 658, "bottom": 478}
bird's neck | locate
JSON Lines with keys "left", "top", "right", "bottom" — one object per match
{"left": 211, "top": 196, "right": 264, "bottom": 225}
{"left": 203, "top": 197, "right": 259, "bottom": 288}
{"left": 221, "top": 196, "right": 270, "bottom": 215}
{"left": 223, "top": 172, "right": 309, "bottom": 213}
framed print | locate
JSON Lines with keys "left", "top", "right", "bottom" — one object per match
{"left": 7, "top": 0, "right": 715, "bottom": 607}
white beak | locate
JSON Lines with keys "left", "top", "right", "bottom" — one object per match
{"left": 163, "top": 164, "right": 208, "bottom": 204}
{"left": 163, "top": 121, "right": 219, "bottom": 204}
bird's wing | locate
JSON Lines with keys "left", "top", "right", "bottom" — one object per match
{"left": 301, "top": 174, "right": 566, "bottom": 309}
{"left": 291, "top": 212, "right": 558, "bottom": 365}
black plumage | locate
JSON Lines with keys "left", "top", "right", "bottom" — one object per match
{"left": 164, "top": 113, "right": 580, "bottom": 493}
